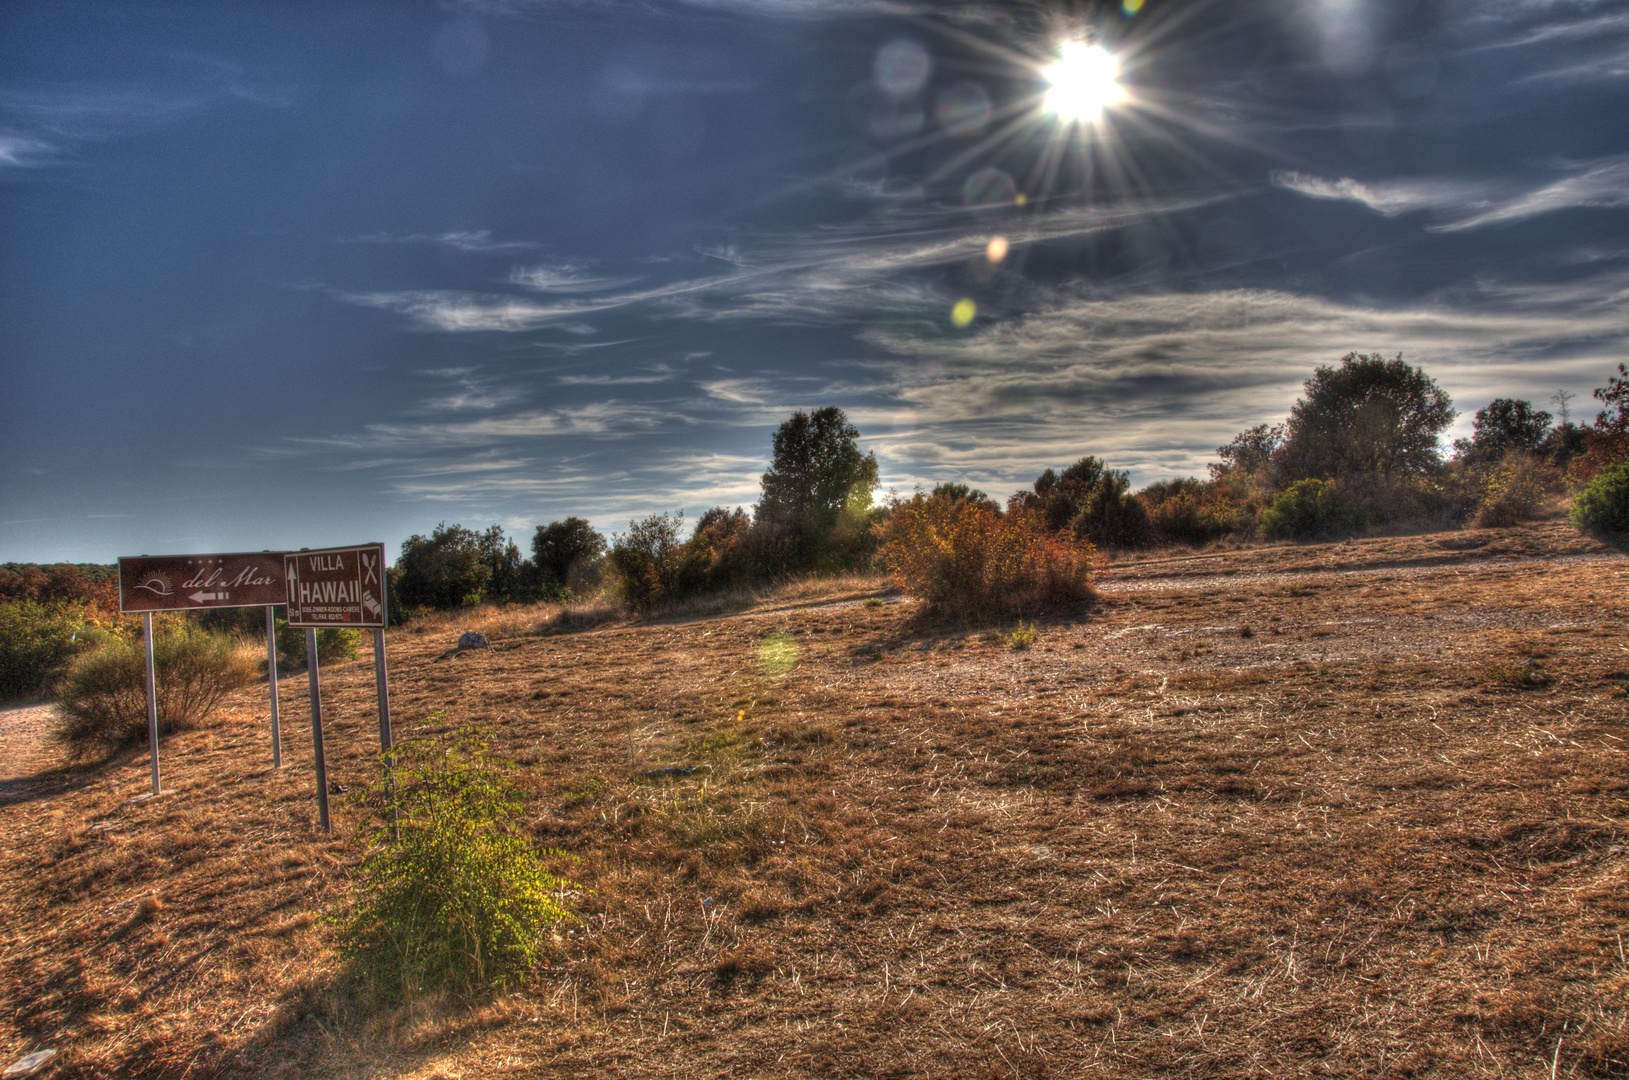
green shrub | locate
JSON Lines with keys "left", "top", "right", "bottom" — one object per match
{"left": 1571, "top": 461, "right": 1629, "bottom": 537}
{"left": 56, "top": 622, "right": 255, "bottom": 752}
{"left": 1003, "top": 622, "right": 1038, "bottom": 650}
{"left": 336, "top": 728, "right": 577, "bottom": 999}
{"left": 0, "top": 601, "right": 86, "bottom": 700}
{"left": 274, "top": 620, "right": 361, "bottom": 671}
{"left": 1260, "top": 478, "right": 1354, "bottom": 540}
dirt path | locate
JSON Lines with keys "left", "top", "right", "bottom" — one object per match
{"left": 0, "top": 702, "right": 71, "bottom": 807}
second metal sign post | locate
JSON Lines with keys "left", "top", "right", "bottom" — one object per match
{"left": 283, "top": 544, "right": 392, "bottom": 832}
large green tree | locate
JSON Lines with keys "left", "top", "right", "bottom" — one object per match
{"left": 1275, "top": 353, "right": 1455, "bottom": 486}
{"left": 755, "top": 407, "right": 880, "bottom": 571}
{"left": 396, "top": 523, "right": 491, "bottom": 610}
{"left": 530, "top": 517, "right": 607, "bottom": 594}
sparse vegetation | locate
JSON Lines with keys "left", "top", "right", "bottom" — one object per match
{"left": 55, "top": 620, "right": 255, "bottom": 753}
{"left": 336, "top": 728, "right": 577, "bottom": 999}
{"left": 1002, "top": 621, "right": 1038, "bottom": 649}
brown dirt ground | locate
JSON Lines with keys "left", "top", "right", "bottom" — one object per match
{"left": 3, "top": 519, "right": 1628, "bottom": 1079}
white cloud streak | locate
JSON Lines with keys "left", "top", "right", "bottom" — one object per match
{"left": 344, "top": 230, "right": 539, "bottom": 252}
{"left": 343, "top": 193, "right": 1224, "bottom": 333}
{"left": 0, "top": 132, "right": 54, "bottom": 167}
{"left": 1272, "top": 157, "right": 1629, "bottom": 231}
{"left": 1432, "top": 158, "right": 1629, "bottom": 230}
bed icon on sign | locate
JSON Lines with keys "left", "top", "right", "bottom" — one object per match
{"left": 363, "top": 592, "right": 383, "bottom": 620}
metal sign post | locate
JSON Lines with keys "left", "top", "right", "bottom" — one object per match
{"left": 306, "top": 628, "right": 330, "bottom": 833}
{"left": 266, "top": 606, "right": 282, "bottom": 768}
{"left": 284, "top": 544, "right": 388, "bottom": 835}
{"left": 374, "top": 627, "right": 396, "bottom": 841}
{"left": 142, "top": 612, "right": 160, "bottom": 796}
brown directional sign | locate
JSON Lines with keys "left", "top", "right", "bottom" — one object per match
{"left": 283, "top": 543, "right": 388, "bottom": 628}
{"left": 119, "top": 552, "right": 287, "bottom": 613}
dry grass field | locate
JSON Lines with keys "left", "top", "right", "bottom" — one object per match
{"left": 3, "top": 520, "right": 1628, "bottom": 1079}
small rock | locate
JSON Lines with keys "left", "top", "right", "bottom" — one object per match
{"left": 5, "top": 1049, "right": 57, "bottom": 1077}
{"left": 457, "top": 631, "right": 492, "bottom": 651}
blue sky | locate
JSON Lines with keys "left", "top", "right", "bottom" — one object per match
{"left": 3, "top": 0, "right": 1626, "bottom": 564}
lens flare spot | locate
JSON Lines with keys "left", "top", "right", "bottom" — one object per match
{"left": 875, "top": 38, "right": 931, "bottom": 98}
{"left": 951, "top": 298, "right": 977, "bottom": 327}
{"left": 934, "top": 81, "right": 992, "bottom": 136}
{"left": 759, "top": 632, "right": 798, "bottom": 676}
{"left": 1045, "top": 41, "right": 1127, "bottom": 123}
{"left": 962, "top": 166, "right": 1016, "bottom": 216}
{"left": 1122, "top": 0, "right": 1144, "bottom": 13}
{"left": 1015, "top": 192, "right": 1027, "bottom": 206}
{"left": 986, "top": 236, "right": 1009, "bottom": 263}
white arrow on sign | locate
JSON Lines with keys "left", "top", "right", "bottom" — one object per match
{"left": 188, "top": 591, "right": 230, "bottom": 603}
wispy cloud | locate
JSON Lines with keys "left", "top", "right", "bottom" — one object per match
{"left": 417, "top": 370, "right": 531, "bottom": 412}
{"left": 0, "top": 132, "right": 54, "bottom": 167}
{"left": 510, "top": 263, "right": 643, "bottom": 292}
{"left": 342, "top": 193, "right": 1222, "bottom": 334}
{"left": 1432, "top": 158, "right": 1629, "bottom": 230}
{"left": 0, "top": 63, "right": 289, "bottom": 169}
{"left": 1461, "top": 4, "right": 1629, "bottom": 81}
{"left": 858, "top": 273, "right": 1629, "bottom": 483}
{"left": 285, "top": 401, "right": 674, "bottom": 452}
{"left": 1270, "top": 170, "right": 1491, "bottom": 217}
{"left": 343, "top": 229, "right": 539, "bottom": 252}
{"left": 1273, "top": 158, "right": 1629, "bottom": 231}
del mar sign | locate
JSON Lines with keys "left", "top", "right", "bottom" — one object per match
{"left": 284, "top": 543, "right": 388, "bottom": 628}
{"left": 119, "top": 552, "right": 287, "bottom": 613}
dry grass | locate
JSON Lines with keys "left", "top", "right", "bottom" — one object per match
{"left": 2, "top": 524, "right": 1628, "bottom": 1078}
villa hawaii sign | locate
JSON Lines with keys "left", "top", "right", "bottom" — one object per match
{"left": 283, "top": 543, "right": 388, "bottom": 628}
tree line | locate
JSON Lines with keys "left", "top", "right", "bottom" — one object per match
{"left": 6, "top": 354, "right": 1626, "bottom": 624}
{"left": 384, "top": 355, "right": 1628, "bottom": 617}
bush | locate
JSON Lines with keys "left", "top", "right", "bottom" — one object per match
{"left": 336, "top": 728, "right": 577, "bottom": 998}
{"left": 877, "top": 493, "right": 1095, "bottom": 616}
{"left": 0, "top": 601, "right": 86, "bottom": 700}
{"left": 1260, "top": 478, "right": 1355, "bottom": 540}
{"left": 1571, "top": 461, "right": 1629, "bottom": 537}
{"left": 1475, "top": 452, "right": 1559, "bottom": 528}
{"left": 274, "top": 620, "right": 361, "bottom": 671}
{"left": 1141, "top": 478, "right": 1240, "bottom": 545}
{"left": 56, "top": 622, "right": 255, "bottom": 752}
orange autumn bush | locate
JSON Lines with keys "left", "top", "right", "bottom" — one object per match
{"left": 876, "top": 492, "right": 1096, "bottom": 616}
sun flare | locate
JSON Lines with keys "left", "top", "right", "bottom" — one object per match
{"left": 1044, "top": 41, "right": 1127, "bottom": 123}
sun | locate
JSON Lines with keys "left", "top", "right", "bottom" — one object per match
{"left": 1043, "top": 41, "right": 1127, "bottom": 124}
